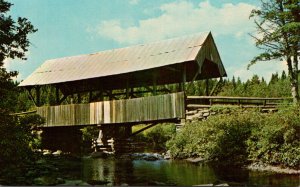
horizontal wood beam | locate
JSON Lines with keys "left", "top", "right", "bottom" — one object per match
{"left": 10, "top": 110, "right": 37, "bottom": 116}
{"left": 163, "top": 66, "right": 180, "bottom": 72}
{"left": 130, "top": 123, "right": 159, "bottom": 137}
{"left": 186, "top": 96, "right": 293, "bottom": 101}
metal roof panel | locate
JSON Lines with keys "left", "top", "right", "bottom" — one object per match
{"left": 19, "top": 32, "right": 213, "bottom": 86}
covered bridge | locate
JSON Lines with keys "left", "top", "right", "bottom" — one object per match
{"left": 19, "top": 32, "right": 226, "bottom": 127}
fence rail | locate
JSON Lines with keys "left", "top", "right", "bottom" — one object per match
{"left": 36, "top": 92, "right": 185, "bottom": 127}
{"left": 186, "top": 96, "right": 292, "bottom": 109}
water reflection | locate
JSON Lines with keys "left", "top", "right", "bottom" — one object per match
{"left": 83, "top": 157, "right": 135, "bottom": 185}
{"left": 82, "top": 156, "right": 299, "bottom": 186}
{"left": 132, "top": 160, "right": 217, "bottom": 186}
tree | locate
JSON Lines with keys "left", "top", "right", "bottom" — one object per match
{"left": 269, "top": 72, "right": 279, "bottom": 85}
{"left": 0, "top": 0, "right": 37, "bottom": 65}
{"left": 281, "top": 70, "right": 287, "bottom": 80}
{"left": 249, "top": 0, "right": 299, "bottom": 104}
{"left": 1, "top": 0, "right": 37, "bottom": 112}
{"left": 0, "top": 0, "right": 37, "bottom": 166}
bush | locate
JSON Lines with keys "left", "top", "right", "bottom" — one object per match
{"left": 167, "top": 110, "right": 258, "bottom": 165}
{"left": 167, "top": 106, "right": 300, "bottom": 168}
{"left": 80, "top": 126, "right": 99, "bottom": 142}
{"left": 132, "top": 123, "right": 176, "bottom": 150}
{"left": 246, "top": 106, "right": 300, "bottom": 168}
{"left": 0, "top": 114, "right": 44, "bottom": 166}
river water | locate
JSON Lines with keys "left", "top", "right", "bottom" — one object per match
{"left": 74, "top": 155, "right": 299, "bottom": 186}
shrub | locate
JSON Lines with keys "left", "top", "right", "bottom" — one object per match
{"left": 167, "top": 110, "right": 257, "bottom": 166}
{"left": 132, "top": 123, "right": 176, "bottom": 150}
{"left": 167, "top": 106, "right": 300, "bottom": 168}
{"left": 0, "top": 114, "right": 44, "bottom": 166}
{"left": 80, "top": 126, "right": 99, "bottom": 142}
{"left": 246, "top": 106, "right": 300, "bottom": 168}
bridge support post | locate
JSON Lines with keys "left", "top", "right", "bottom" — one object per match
{"left": 36, "top": 86, "right": 41, "bottom": 107}
{"left": 95, "top": 125, "right": 132, "bottom": 154}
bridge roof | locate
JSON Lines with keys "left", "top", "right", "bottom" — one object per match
{"left": 19, "top": 31, "right": 226, "bottom": 87}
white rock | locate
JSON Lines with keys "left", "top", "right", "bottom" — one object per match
{"left": 203, "top": 112, "right": 210, "bottom": 117}
{"left": 52, "top": 150, "right": 62, "bottom": 156}
{"left": 43, "top": 150, "right": 52, "bottom": 155}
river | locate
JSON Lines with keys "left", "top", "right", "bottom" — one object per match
{"left": 57, "top": 154, "right": 299, "bottom": 186}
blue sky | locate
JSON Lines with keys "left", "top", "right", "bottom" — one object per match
{"left": 6, "top": 0, "right": 287, "bottom": 82}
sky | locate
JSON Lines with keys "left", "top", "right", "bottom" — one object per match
{"left": 5, "top": 0, "right": 287, "bottom": 82}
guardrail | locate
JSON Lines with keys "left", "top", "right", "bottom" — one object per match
{"left": 9, "top": 110, "right": 37, "bottom": 116}
{"left": 186, "top": 96, "right": 292, "bottom": 109}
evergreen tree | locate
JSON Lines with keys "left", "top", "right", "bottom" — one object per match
{"left": 249, "top": 0, "right": 299, "bottom": 104}
{"left": 232, "top": 76, "right": 236, "bottom": 89}
{"left": 281, "top": 70, "right": 287, "bottom": 80}
{"left": 269, "top": 73, "right": 279, "bottom": 85}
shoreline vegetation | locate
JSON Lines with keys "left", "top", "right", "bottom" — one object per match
{"left": 1, "top": 107, "right": 299, "bottom": 186}
{"left": 131, "top": 105, "right": 300, "bottom": 174}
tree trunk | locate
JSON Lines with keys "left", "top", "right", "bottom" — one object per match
{"left": 292, "top": 52, "right": 299, "bottom": 104}
{"left": 287, "top": 56, "right": 299, "bottom": 104}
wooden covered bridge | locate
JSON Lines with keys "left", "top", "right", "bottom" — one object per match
{"left": 19, "top": 32, "right": 227, "bottom": 152}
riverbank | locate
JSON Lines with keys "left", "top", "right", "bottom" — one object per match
{"left": 183, "top": 156, "right": 300, "bottom": 175}
{"left": 166, "top": 106, "right": 300, "bottom": 172}
{"left": 1, "top": 150, "right": 299, "bottom": 186}
{"left": 247, "top": 162, "right": 300, "bottom": 175}
{"left": 92, "top": 150, "right": 300, "bottom": 175}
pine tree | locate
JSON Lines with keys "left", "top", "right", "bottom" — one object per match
{"left": 281, "top": 70, "right": 287, "bottom": 80}
{"left": 249, "top": 0, "right": 299, "bottom": 104}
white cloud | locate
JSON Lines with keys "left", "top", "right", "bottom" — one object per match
{"left": 95, "top": 1, "right": 256, "bottom": 44}
{"left": 91, "top": 0, "right": 290, "bottom": 82}
{"left": 3, "top": 58, "right": 23, "bottom": 81}
{"left": 3, "top": 51, "right": 30, "bottom": 81}
{"left": 129, "top": 0, "right": 139, "bottom": 5}
{"left": 3, "top": 58, "right": 13, "bottom": 69}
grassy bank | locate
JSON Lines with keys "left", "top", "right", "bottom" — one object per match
{"left": 167, "top": 106, "right": 300, "bottom": 169}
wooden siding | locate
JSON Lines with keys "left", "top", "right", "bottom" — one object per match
{"left": 37, "top": 92, "right": 185, "bottom": 127}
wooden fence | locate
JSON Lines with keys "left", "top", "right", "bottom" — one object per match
{"left": 186, "top": 96, "right": 292, "bottom": 109}
{"left": 36, "top": 92, "right": 185, "bottom": 127}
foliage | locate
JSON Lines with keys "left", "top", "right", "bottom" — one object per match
{"left": 218, "top": 72, "right": 294, "bottom": 98}
{"left": 0, "top": 114, "right": 44, "bottom": 165}
{"left": 80, "top": 126, "right": 99, "bottom": 142}
{"left": 249, "top": 0, "right": 299, "bottom": 103}
{"left": 247, "top": 106, "right": 300, "bottom": 168}
{"left": 167, "top": 110, "right": 257, "bottom": 165}
{"left": 0, "top": 0, "right": 38, "bottom": 170}
{"left": 0, "top": 0, "right": 37, "bottom": 63}
{"left": 167, "top": 107, "right": 300, "bottom": 168}
{"left": 132, "top": 123, "right": 176, "bottom": 150}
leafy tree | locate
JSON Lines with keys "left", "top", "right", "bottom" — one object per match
{"left": 249, "top": 0, "right": 299, "bottom": 104}
{"left": 1, "top": 0, "right": 37, "bottom": 112}
{"left": 0, "top": 0, "right": 37, "bottom": 166}
{"left": 0, "top": 0, "right": 37, "bottom": 64}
